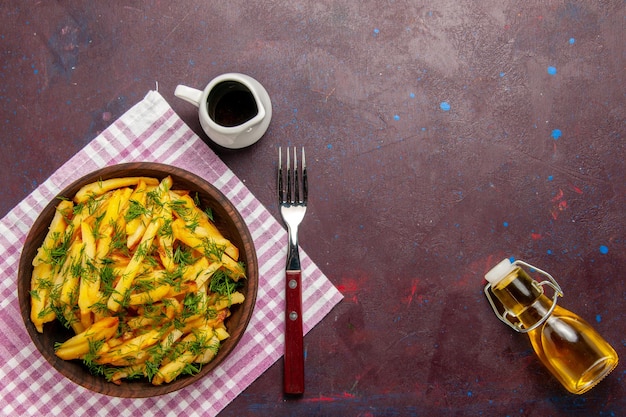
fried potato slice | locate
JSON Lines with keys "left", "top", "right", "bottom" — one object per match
{"left": 171, "top": 219, "right": 245, "bottom": 280}
{"left": 55, "top": 317, "right": 119, "bottom": 360}
{"left": 152, "top": 326, "right": 214, "bottom": 385}
{"left": 74, "top": 177, "right": 159, "bottom": 203}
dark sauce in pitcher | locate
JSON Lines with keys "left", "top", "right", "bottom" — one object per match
{"left": 207, "top": 81, "right": 258, "bottom": 127}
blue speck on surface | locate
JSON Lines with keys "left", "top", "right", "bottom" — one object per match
{"left": 499, "top": 72, "right": 505, "bottom": 77}
{"left": 440, "top": 101, "right": 451, "bottom": 111}
{"left": 599, "top": 245, "right": 609, "bottom": 254}
{"left": 547, "top": 66, "right": 557, "bottom": 75}
{"left": 569, "top": 38, "right": 576, "bottom": 44}
{"left": 551, "top": 129, "right": 562, "bottom": 140}
{"left": 547, "top": 175, "right": 554, "bottom": 181}
{"left": 393, "top": 114, "right": 400, "bottom": 121}
{"left": 503, "top": 221, "right": 509, "bottom": 227}
{"left": 409, "top": 92, "right": 415, "bottom": 98}
{"left": 547, "top": 249, "right": 553, "bottom": 255}
{"left": 596, "top": 314, "right": 602, "bottom": 323}
{"left": 327, "top": 144, "right": 333, "bottom": 149}
{"left": 373, "top": 28, "right": 380, "bottom": 35}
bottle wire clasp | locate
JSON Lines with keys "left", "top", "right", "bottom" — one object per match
{"left": 484, "top": 260, "right": 564, "bottom": 333}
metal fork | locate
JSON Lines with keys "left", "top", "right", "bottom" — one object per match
{"left": 277, "top": 146, "right": 307, "bottom": 395}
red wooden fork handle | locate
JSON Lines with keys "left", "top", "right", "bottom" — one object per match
{"left": 284, "top": 270, "right": 304, "bottom": 394}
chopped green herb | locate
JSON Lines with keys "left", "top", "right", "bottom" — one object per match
{"left": 204, "top": 207, "right": 214, "bottom": 221}
{"left": 173, "top": 245, "right": 196, "bottom": 267}
{"left": 169, "top": 199, "right": 191, "bottom": 219}
{"left": 124, "top": 200, "right": 149, "bottom": 222}
{"left": 209, "top": 268, "right": 241, "bottom": 297}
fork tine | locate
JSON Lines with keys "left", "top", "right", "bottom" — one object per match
{"left": 293, "top": 147, "right": 300, "bottom": 204}
{"left": 301, "top": 148, "right": 307, "bottom": 204}
{"left": 286, "top": 147, "right": 292, "bottom": 204}
{"left": 278, "top": 147, "right": 284, "bottom": 204}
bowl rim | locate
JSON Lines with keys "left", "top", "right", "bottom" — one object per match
{"left": 17, "top": 162, "right": 258, "bottom": 397}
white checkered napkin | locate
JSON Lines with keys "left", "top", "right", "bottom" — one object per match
{"left": 0, "top": 91, "right": 343, "bottom": 417}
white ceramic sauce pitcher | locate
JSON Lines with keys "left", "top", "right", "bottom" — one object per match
{"left": 175, "top": 73, "right": 272, "bottom": 149}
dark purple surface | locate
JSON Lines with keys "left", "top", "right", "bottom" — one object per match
{"left": 1, "top": 1, "right": 624, "bottom": 416}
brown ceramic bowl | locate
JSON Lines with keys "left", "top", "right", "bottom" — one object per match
{"left": 17, "top": 162, "right": 258, "bottom": 397}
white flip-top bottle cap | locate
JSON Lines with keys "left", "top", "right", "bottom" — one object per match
{"left": 485, "top": 258, "right": 515, "bottom": 284}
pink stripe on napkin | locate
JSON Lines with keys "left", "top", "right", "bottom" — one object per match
{"left": 0, "top": 91, "right": 343, "bottom": 417}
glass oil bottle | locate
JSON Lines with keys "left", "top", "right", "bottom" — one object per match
{"left": 484, "top": 258, "right": 619, "bottom": 394}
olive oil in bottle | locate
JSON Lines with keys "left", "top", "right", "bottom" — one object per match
{"left": 484, "top": 258, "right": 618, "bottom": 394}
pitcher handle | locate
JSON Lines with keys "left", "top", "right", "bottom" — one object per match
{"left": 174, "top": 85, "right": 203, "bottom": 107}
